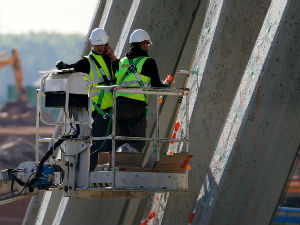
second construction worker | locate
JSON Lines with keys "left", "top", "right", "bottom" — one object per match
{"left": 115, "top": 29, "right": 166, "bottom": 152}
{"left": 56, "top": 28, "right": 118, "bottom": 170}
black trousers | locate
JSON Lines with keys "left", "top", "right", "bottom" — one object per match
{"left": 90, "top": 108, "right": 112, "bottom": 170}
{"left": 116, "top": 97, "right": 147, "bottom": 152}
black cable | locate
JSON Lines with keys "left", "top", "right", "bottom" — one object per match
{"left": 7, "top": 171, "right": 25, "bottom": 186}
{"left": 28, "top": 123, "right": 80, "bottom": 188}
{"left": 7, "top": 119, "right": 81, "bottom": 195}
{"left": 63, "top": 120, "right": 76, "bottom": 136}
{"left": 7, "top": 122, "right": 81, "bottom": 194}
{"left": 17, "top": 172, "right": 36, "bottom": 196}
{"left": 70, "top": 123, "right": 78, "bottom": 134}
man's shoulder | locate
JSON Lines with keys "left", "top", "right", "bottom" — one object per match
{"left": 143, "top": 57, "right": 156, "bottom": 66}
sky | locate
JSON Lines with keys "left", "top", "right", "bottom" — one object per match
{"left": 0, "top": 0, "right": 99, "bottom": 34}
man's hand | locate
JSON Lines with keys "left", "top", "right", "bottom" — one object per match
{"left": 104, "top": 44, "right": 117, "bottom": 61}
{"left": 56, "top": 61, "right": 67, "bottom": 69}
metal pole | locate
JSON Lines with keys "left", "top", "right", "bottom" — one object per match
{"left": 116, "top": 87, "right": 188, "bottom": 96}
{"left": 88, "top": 83, "right": 93, "bottom": 129}
{"left": 63, "top": 108, "right": 66, "bottom": 135}
{"left": 88, "top": 80, "right": 94, "bottom": 176}
{"left": 112, "top": 136, "right": 188, "bottom": 142}
{"left": 35, "top": 89, "right": 40, "bottom": 162}
{"left": 65, "top": 80, "right": 70, "bottom": 122}
{"left": 156, "top": 95, "right": 160, "bottom": 161}
{"left": 186, "top": 93, "right": 189, "bottom": 153}
{"left": 112, "top": 86, "right": 117, "bottom": 188}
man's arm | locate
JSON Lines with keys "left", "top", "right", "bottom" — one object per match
{"left": 142, "top": 58, "right": 166, "bottom": 87}
{"left": 104, "top": 44, "right": 117, "bottom": 62}
{"left": 56, "top": 57, "right": 90, "bottom": 74}
{"left": 104, "top": 44, "right": 119, "bottom": 82}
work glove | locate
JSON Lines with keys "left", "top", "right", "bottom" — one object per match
{"left": 56, "top": 60, "right": 67, "bottom": 70}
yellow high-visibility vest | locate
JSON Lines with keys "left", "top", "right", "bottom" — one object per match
{"left": 116, "top": 56, "right": 151, "bottom": 103}
{"left": 84, "top": 52, "right": 114, "bottom": 111}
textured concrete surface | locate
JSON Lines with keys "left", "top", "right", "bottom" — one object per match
{"left": 193, "top": 0, "right": 300, "bottom": 224}
{"left": 23, "top": 0, "right": 300, "bottom": 224}
{"left": 81, "top": 0, "right": 107, "bottom": 56}
{"left": 22, "top": 193, "right": 46, "bottom": 225}
{"left": 162, "top": 0, "right": 273, "bottom": 224}
{"left": 101, "top": 0, "right": 133, "bottom": 50}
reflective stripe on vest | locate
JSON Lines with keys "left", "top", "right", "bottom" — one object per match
{"left": 85, "top": 52, "right": 113, "bottom": 111}
{"left": 116, "top": 56, "right": 151, "bottom": 103}
{"left": 88, "top": 57, "right": 105, "bottom": 84}
{"left": 121, "top": 79, "right": 150, "bottom": 87}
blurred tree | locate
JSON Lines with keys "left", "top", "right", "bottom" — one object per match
{"left": 0, "top": 32, "right": 84, "bottom": 104}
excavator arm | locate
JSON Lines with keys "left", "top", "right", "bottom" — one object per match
{"left": 0, "top": 49, "right": 24, "bottom": 97}
{"left": 0, "top": 52, "right": 14, "bottom": 68}
{"left": 0, "top": 51, "right": 8, "bottom": 59}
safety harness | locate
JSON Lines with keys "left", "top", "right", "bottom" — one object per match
{"left": 120, "top": 56, "right": 145, "bottom": 86}
{"left": 119, "top": 56, "right": 150, "bottom": 116}
{"left": 89, "top": 54, "right": 114, "bottom": 119}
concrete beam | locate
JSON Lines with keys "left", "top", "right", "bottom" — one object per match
{"left": 101, "top": 0, "right": 133, "bottom": 50}
{"left": 190, "top": 0, "right": 300, "bottom": 224}
{"left": 81, "top": 0, "right": 107, "bottom": 56}
{"left": 142, "top": 0, "right": 272, "bottom": 224}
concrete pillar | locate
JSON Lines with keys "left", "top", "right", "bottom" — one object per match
{"left": 190, "top": 0, "right": 300, "bottom": 224}
{"left": 144, "top": 0, "right": 272, "bottom": 224}
{"left": 81, "top": 0, "right": 107, "bottom": 56}
{"left": 100, "top": 0, "right": 133, "bottom": 50}
{"left": 22, "top": 194, "right": 45, "bottom": 225}
{"left": 109, "top": 0, "right": 207, "bottom": 224}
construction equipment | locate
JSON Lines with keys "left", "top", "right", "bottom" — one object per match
{"left": 0, "top": 49, "right": 40, "bottom": 127}
{"left": 0, "top": 70, "right": 192, "bottom": 204}
{"left": 0, "top": 49, "right": 25, "bottom": 99}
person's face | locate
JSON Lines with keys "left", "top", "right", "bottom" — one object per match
{"left": 92, "top": 44, "right": 106, "bottom": 55}
{"left": 140, "top": 40, "right": 151, "bottom": 53}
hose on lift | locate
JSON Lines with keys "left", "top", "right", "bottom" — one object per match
{"left": 29, "top": 123, "right": 80, "bottom": 187}
{"left": 7, "top": 124, "right": 80, "bottom": 194}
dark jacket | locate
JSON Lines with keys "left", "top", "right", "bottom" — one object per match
{"left": 125, "top": 46, "right": 165, "bottom": 87}
{"left": 63, "top": 51, "right": 119, "bottom": 78}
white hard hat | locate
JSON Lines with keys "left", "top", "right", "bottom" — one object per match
{"left": 129, "top": 29, "right": 152, "bottom": 44}
{"left": 89, "top": 28, "right": 109, "bottom": 45}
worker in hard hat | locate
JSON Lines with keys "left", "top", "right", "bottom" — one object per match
{"left": 115, "top": 29, "right": 166, "bottom": 153}
{"left": 56, "top": 28, "right": 118, "bottom": 171}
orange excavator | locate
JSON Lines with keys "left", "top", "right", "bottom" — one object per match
{"left": 0, "top": 49, "right": 25, "bottom": 99}
{"left": 0, "top": 49, "right": 35, "bottom": 126}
